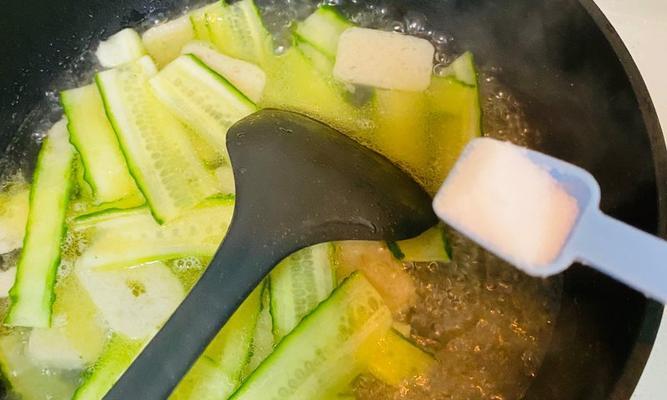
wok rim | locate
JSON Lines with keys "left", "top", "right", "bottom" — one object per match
{"left": 575, "top": 0, "right": 666, "bottom": 398}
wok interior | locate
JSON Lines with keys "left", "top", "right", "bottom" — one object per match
{"left": 0, "top": 0, "right": 664, "bottom": 399}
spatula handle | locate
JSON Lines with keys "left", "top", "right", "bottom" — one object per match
{"left": 103, "top": 231, "right": 273, "bottom": 400}
{"left": 573, "top": 210, "right": 667, "bottom": 303}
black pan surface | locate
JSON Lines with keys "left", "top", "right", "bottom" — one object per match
{"left": 0, "top": 1, "right": 665, "bottom": 399}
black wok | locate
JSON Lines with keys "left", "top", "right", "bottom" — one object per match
{"left": 0, "top": 0, "right": 665, "bottom": 399}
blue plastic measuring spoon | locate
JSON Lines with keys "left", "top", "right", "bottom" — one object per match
{"left": 434, "top": 138, "right": 667, "bottom": 303}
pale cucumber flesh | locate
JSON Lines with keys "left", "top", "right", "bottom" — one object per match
{"left": 6, "top": 119, "right": 74, "bottom": 328}
{"left": 96, "top": 56, "right": 220, "bottom": 223}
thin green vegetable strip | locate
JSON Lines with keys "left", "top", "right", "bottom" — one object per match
{"left": 6, "top": 119, "right": 74, "bottom": 328}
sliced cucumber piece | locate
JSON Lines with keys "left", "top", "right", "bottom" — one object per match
{"left": 358, "top": 329, "right": 435, "bottom": 386}
{"left": 76, "top": 261, "right": 185, "bottom": 339}
{"left": 96, "top": 56, "right": 220, "bottom": 223}
{"left": 296, "top": 39, "right": 335, "bottom": 75}
{"left": 150, "top": 54, "right": 257, "bottom": 159}
{"left": 204, "top": 284, "right": 261, "bottom": 389}
{"left": 61, "top": 84, "right": 141, "bottom": 204}
{"left": 27, "top": 275, "right": 107, "bottom": 371}
{"left": 143, "top": 14, "right": 196, "bottom": 68}
{"left": 190, "top": 2, "right": 224, "bottom": 42}
{"left": 5, "top": 119, "right": 75, "bottom": 328}
{"left": 76, "top": 199, "right": 234, "bottom": 270}
{"left": 245, "top": 280, "right": 273, "bottom": 375}
{"left": 334, "top": 241, "right": 417, "bottom": 316}
{"left": 214, "top": 165, "right": 236, "bottom": 195}
{"left": 389, "top": 225, "right": 450, "bottom": 263}
{"left": 0, "top": 181, "right": 29, "bottom": 254}
{"left": 171, "top": 356, "right": 234, "bottom": 400}
{"left": 69, "top": 187, "right": 145, "bottom": 221}
{"left": 206, "top": 0, "right": 273, "bottom": 67}
{"left": 261, "top": 47, "right": 371, "bottom": 134}
{"left": 441, "top": 51, "right": 477, "bottom": 87}
{"left": 231, "top": 273, "right": 392, "bottom": 399}
{"left": 427, "top": 53, "right": 481, "bottom": 192}
{"left": 0, "top": 331, "right": 80, "bottom": 400}
{"left": 53, "top": 273, "right": 108, "bottom": 365}
{"left": 181, "top": 40, "right": 266, "bottom": 102}
{"left": 295, "top": 6, "right": 352, "bottom": 58}
{"left": 27, "top": 327, "right": 86, "bottom": 370}
{"left": 186, "top": 123, "right": 225, "bottom": 168}
{"left": 95, "top": 28, "right": 147, "bottom": 68}
{"left": 71, "top": 205, "right": 150, "bottom": 231}
{"left": 71, "top": 152, "right": 95, "bottom": 201}
{"left": 0, "top": 268, "right": 16, "bottom": 298}
{"left": 373, "top": 89, "right": 429, "bottom": 176}
{"left": 270, "top": 243, "right": 336, "bottom": 341}
{"left": 73, "top": 335, "right": 144, "bottom": 400}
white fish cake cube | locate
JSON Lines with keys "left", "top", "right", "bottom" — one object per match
{"left": 143, "top": 15, "right": 195, "bottom": 68}
{"left": 334, "top": 28, "right": 435, "bottom": 92}
{"left": 95, "top": 28, "right": 146, "bottom": 68}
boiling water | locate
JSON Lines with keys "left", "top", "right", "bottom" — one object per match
{"left": 0, "top": 1, "right": 562, "bottom": 399}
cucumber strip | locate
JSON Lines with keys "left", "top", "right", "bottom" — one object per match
{"left": 269, "top": 243, "right": 336, "bottom": 341}
{"left": 171, "top": 356, "right": 234, "bottom": 400}
{"left": 74, "top": 277, "right": 256, "bottom": 399}
{"left": 334, "top": 241, "right": 417, "bottom": 316}
{"left": 71, "top": 205, "right": 150, "bottom": 231}
{"left": 373, "top": 88, "right": 430, "bottom": 175}
{"left": 5, "top": 119, "right": 74, "bottom": 328}
{"left": 427, "top": 53, "right": 481, "bottom": 192}
{"left": 143, "top": 14, "right": 196, "bottom": 68}
{"left": 75, "top": 199, "right": 234, "bottom": 270}
{"left": 73, "top": 335, "right": 145, "bottom": 400}
{"left": 295, "top": 6, "right": 352, "bottom": 59}
{"left": 149, "top": 54, "right": 257, "bottom": 159}
{"left": 205, "top": 0, "right": 273, "bottom": 67}
{"left": 95, "top": 28, "right": 147, "bottom": 68}
{"left": 0, "top": 268, "right": 16, "bottom": 298}
{"left": 0, "top": 181, "right": 29, "bottom": 254}
{"left": 181, "top": 40, "right": 267, "bottom": 103}
{"left": 358, "top": 329, "right": 435, "bottom": 386}
{"left": 441, "top": 51, "right": 477, "bottom": 87}
{"left": 96, "top": 56, "right": 220, "bottom": 223}
{"left": 186, "top": 123, "right": 226, "bottom": 168}
{"left": 61, "top": 84, "right": 141, "bottom": 204}
{"left": 389, "top": 225, "right": 450, "bottom": 263}
{"left": 54, "top": 273, "right": 108, "bottom": 364}
{"left": 72, "top": 151, "right": 94, "bottom": 201}
{"left": 0, "top": 331, "right": 80, "bottom": 400}
{"left": 215, "top": 165, "right": 236, "bottom": 195}
{"left": 230, "top": 273, "right": 392, "bottom": 399}
{"left": 27, "top": 328, "right": 87, "bottom": 370}
{"left": 296, "top": 39, "right": 335, "bottom": 75}
{"left": 190, "top": 3, "right": 224, "bottom": 42}
{"left": 76, "top": 261, "right": 185, "bottom": 339}
{"left": 205, "top": 284, "right": 261, "bottom": 387}
{"left": 245, "top": 280, "right": 273, "bottom": 375}
{"left": 260, "top": 47, "right": 371, "bottom": 134}
{"left": 69, "top": 193, "right": 145, "bottom": 220}
{"left": 27, "top": 273, "right": 108, "bottom": 371}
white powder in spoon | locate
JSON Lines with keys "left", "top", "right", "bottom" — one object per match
{"left": 435, "top": 138, "right": 579, "bottom": 267}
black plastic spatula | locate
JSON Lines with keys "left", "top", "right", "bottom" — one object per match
{"left": 104, "top": 109, "right": 436, "bottom": 400}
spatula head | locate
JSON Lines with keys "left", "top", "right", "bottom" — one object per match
{"left": 104, "top": 109, "right": 436, "bottom": 400}
{"left": 227, "top": 109, "right": 437, "bottom": 248}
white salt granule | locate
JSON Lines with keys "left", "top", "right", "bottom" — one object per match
{"left": 435, "top": 138, "right": 579, "bottom": 267}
